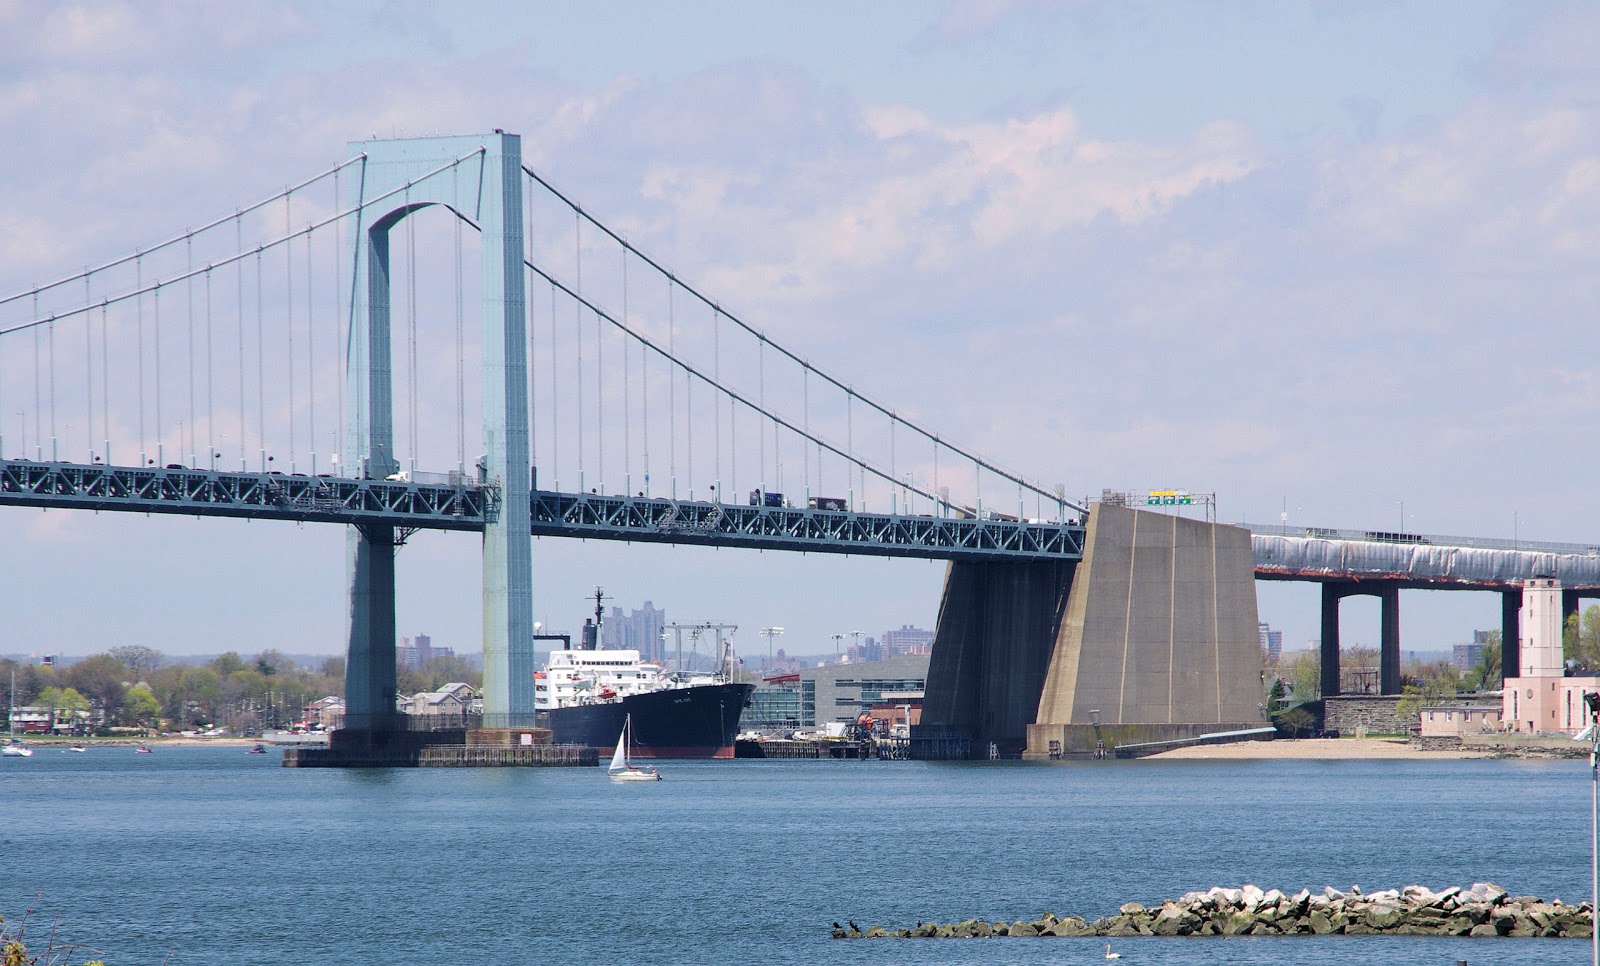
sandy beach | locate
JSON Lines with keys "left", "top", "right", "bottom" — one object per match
{"left": 1149, "top": 737, "right": 1493, "bottom": 760}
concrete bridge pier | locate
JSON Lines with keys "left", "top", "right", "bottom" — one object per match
{"left": 918, "top": 559, "right": 1076, "bottom": 757}
{"left": 1319, "top": 582, "right": 1400, "bottom": 696}
{"left": 1502, "top": 591, "right": 1521, "bottom": 679}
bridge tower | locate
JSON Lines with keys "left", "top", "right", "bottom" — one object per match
{"left": 343, "top": 133, "right": 533, "bottom": 731}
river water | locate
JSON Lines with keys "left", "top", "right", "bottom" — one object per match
{"left": 0, "top": 749, "right": 1590, "bottom": 965}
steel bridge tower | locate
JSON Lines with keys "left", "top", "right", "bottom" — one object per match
{"left": 343, "top": 133, "right": 533, "bottom": 731}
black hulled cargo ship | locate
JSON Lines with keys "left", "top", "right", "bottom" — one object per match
{"left": 535, "top": 589, "right": 754, "bottom": 758}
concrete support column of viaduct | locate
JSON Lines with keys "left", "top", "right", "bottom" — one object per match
{"left": 344, "top": 133, "right": 533, "bottom": 732}
{"left": 1318, "top": 582, "right": 1401, "bottom": 696}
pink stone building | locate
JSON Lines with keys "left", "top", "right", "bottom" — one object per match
{"left": 1501, "top": 578, "right": 1600, "bottom": 734}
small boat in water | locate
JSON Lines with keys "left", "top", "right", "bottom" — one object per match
{"left": 608, "top": 715, "right": 661, "bottom": 782}
{"left": 248, "top": 744, "right": 267, "bottom": 755}
{"left": 2, "top": 738, "right": 33, "bottom": 758}
{"left": 68, "top": 745, "right": 87, "bottom": 753}
{"left": 134, "top": 745, "right": 153, "bottom": 754}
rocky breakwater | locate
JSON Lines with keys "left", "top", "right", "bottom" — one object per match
{"left": 833, "top": 883, "right": 1594, "bottom": 939}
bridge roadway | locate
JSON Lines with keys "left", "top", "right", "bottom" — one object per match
{"left": 0, "top": 459, "right": 1086, "bottom": 562}
{"left": 1248, "top": 525, "right": 1600, "bottom": 590}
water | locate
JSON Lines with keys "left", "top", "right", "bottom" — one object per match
{"left": 0, "top": 749, "right": 1591, "bottom": 965}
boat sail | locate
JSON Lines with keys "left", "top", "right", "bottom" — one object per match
{"left": 608, "top": 715, "right": 661, "bottom": 782}
{"left": 3, "top": 669, "right": 32, "bottom": 757}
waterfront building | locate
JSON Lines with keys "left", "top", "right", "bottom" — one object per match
{"left": 1418, "top": 704, "right": 1503, "bottom": 739}
{"left": 795, "top": 653, "right": 931, "bottom": 728}
{"left": 1501, "top": 578, "right": 1600, "bottom": 734}
{"left": 745, "top": 676, "right": 803, "bottom": 733}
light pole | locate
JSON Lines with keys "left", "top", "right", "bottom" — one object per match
{"left": 848, "top": 630, "right": 864, "bottom": 658}
{"left": 830, "top": 633, "right": 845, "bottom": 659}
{"left": 759, "top": 627, "right": 784, "bottom": 666}
{"left": 1397, "top": 500, "right": 1405, "bottom": 533}
{"left": 1584, "top": 690, "right": 1600, "bottom": 966}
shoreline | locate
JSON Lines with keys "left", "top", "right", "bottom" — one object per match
{"left": 1148, "top": 737, "right": 1494, "bottom": 760}
{"left": 11, "top": 736, "right": 262, "bottom": 748}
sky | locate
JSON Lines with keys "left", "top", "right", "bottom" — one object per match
{"left": 2, "top": 0, "right": 1599, "bottom": 662}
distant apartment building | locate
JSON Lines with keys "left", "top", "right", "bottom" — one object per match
{"left": 602, "top": 601, "right": 667, "bottom": 664}
{"left": 1452, "top": 642, "right": 1486, "bottom": 672}
{"left": 396, "top": 633, "right": 454, "bottom": 670}
{"left": 800, "top": 653, "right": 931, "bottom": 728}
{"left": 1258, "top": 622, "right": 1283, "bottom": 663}
{"left": 881, "top": 624, "right": 934, "bottom": 656}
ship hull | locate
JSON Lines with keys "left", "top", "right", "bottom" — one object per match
{"left": 548, "top": 683, "right": 754, "bottom": 759}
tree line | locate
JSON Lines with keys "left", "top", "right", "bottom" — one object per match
{"left": 2, "top": 645, "right": 482, "bottom": 734}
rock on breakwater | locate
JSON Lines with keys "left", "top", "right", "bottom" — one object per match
{"left": 834, "top": 882, "right": 1595, "bottom": 939}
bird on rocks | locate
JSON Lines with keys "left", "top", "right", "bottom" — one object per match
{"left": 832, "top": 923, "right": 842, "bottom": 931}
{"left": 849, "top": 920, "right": 859, "bottom": 932}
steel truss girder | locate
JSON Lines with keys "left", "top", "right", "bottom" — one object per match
{"left": 529, "top": 492, "right": 1086, "bottom": 561}
{"left": 0, "top": 460, "right": 496, "bottom": 530}
{"left": 0, "top": 460, "right": 1085, "bottom": 561}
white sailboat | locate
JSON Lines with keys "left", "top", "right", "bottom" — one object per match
{"left": 3, "top": 669, "right": 32, "bottom": 757}
{"left": 608, "top": 715, "right": 661, "bottom": 782}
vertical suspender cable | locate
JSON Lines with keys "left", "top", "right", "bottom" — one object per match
{"left": 802, "top": 369, "right": 809, "bottom": 496}
{"left": 550, "top": 283, "right": 559, "bottom": 489}
{"left": 667, "top": 282, "right": 675, "bottom": 497}
{"left": 596, "top": 265, "right": 604, "bottom": 493}
{"left": 305, "top": 223, "right": 315, "bottom": 474}
{"left": 334, "top": 173, "right": 344, "bottom": 473}
{"left": 757, "top": 337, "right": 764, "bottom": 493}
{"left": 574, "top": 213, "right": 584, "bottom": 491}
{"left": 621, "top": 250, "right": 629, "bottom": 490}
{"left": 286, "top": 195, "right": 297, "bottom": 471}
{"left": 153, "top": 282, "right": 162, "bottom": 465}
{"left": 257, "top": 249, "right": 266, "bottom": 471}
{"left": 237, "top": 217, "right": 246, "bottom": 470}
{"left": 186, "top": 233, "right": 196, "bottom": 463}
{"left": 406, "top": 202, "right": 418, "bottom": 473}
{"left": 713, "top": 307, "right": 720, "bottom": 493}
{"left": 136, "top": 257, "right": 145, "bottom": 464}
{"left": 101, "top": 299, "right": 110, "bottom": 463}
{"left": 32, "top": 292, "right": 41, "bottom": 459}
{"left": 846, "top": 393, "right": 853, "bottom": 510}
{"left": 47, "top": 301, "right": 55, "bottom": 460}
{"left": 526, "top": 177, "right": 537, "bottom": 479}
{"left": 455, "top": 206, "right": 465, "bottom": 474}
{"left": 640, "top": 334, "right": 649, "bottom": 494}
{"left": 84, "top": 274, "right": 93, "bottom": 460}
{"left": 205, "top": 266, "right": 214, "bottom": 469}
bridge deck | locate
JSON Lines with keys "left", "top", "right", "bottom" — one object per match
{"left": 1249, "top": 528, "right": 1600, "bottom": 591}
{"left": 0, "top": 460, "right": 1084, "bottom": 562}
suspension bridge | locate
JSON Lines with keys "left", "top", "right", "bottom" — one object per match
{"left": 0, "top": 132, "right": 1093, "bottom": 741}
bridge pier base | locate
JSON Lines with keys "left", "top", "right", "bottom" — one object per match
{"left": 1380, "top": 584, "right": 1400, "bottom": 695}
{"left": 1502, "top": 591, "right": 1521, "bottom": 679}
{"left": 1320, "top": 584, "right": 1345, "bottom": 697}
{"left": 344, "top": 524, "right": 399, "bottom": 731}
{"left": 917, "top": 558, "right": 1075, "bottom": 758}
{"left": 1024, "top": 504, "right": 1266, "bottom": 758}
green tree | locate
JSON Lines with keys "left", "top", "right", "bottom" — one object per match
{"left": 121, "top": 684, "right": 161, "bottom": 727}
{"left": 209, "top": 651, "right": 247, "bottom": 676}
{"left": 1267, "top": 678, "right": 1286, "bottom": 715}
{"left": 1565, "top": 605, "right": 1600, "bottom": 671}
{"left": 1289, "top": 650, "right": 1321, "bottom": 701}
{"left": 67, "top": 654, "right": 129, "bottom": 723}
{"left": 1273, "top": 705, "right": 1316, "bottom": 738}
{"left": 179, "top": 666, "right": 223, "bottom": 724}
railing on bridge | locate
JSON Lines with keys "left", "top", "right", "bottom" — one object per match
{"left": 1238, "top": 521, "right": 1599, "bottom": 557}
{"left": 0, "top": 457, "right": 1085, "bottom": 561}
